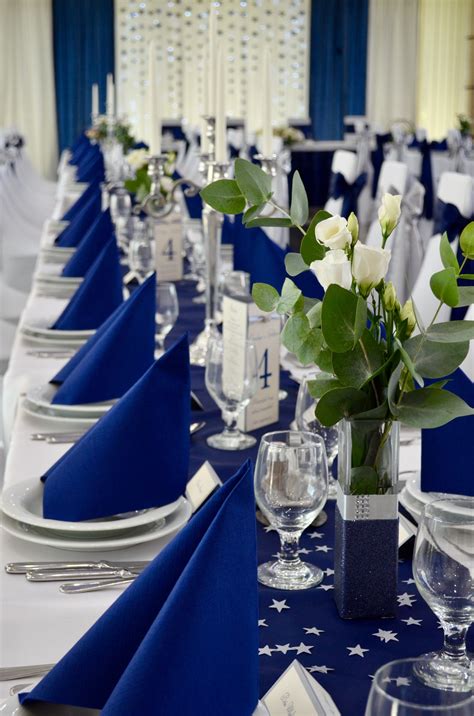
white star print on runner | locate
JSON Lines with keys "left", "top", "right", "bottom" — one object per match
{"left": 304, "top": 627, "right": 324, "bottom": 636}
{"left": 317, "top": 583, "right": 334, "bottom": 591}
{"left": 295, "top": 643, "right": 313, "bottom": 655}
{"left": 259, "top": 645, "right": 273, "bottom": 656}
{"left": 402, "top": 578, "right": 416, "bottom": 585}
{"left": 347, "top": 644, "right": 369, "bottom": 657}
{"left": 269, "top": 599, "right": 290, "bottom": 613}
{"left": 314, "top": 545, "right": 332, "bottom": 552}
{"left": 372, "top": 629, "right": 399, "bottom": 643}
{"left": 397, "top": 592, "right": 417, "bottom": 607}
{"left": 307, "top": 665, "right": 334, "bottom": 674}
{"left": 258, "top": 643, "right": 314, "bottom": 656}
{"left": 308, "top": 531, "right": 324, "bottom": 539}
{"left": 402, "top": 617, "right": 422, "bottom": 626}
{"left": 258, "top": 619, "right": 268, "bottom": 628}
{"left": 323, "top": 568, "right": 334, "bottom": 577}
{"left": 276, "top": 644, "right": 291, "bottom": 654}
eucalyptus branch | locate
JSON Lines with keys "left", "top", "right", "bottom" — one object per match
{"left": 268, "top": 199, "right": 305, "bottom": 236}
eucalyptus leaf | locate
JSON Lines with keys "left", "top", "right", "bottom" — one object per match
{"left": 276, "top": 278, "right": 302, "bottom": 314}
{"left": 307, "top": 375, "right": 342, "bottom": 400}
{"left": 395, "top": 338, "right": 424, "bottom": 387}
{"left": 439, "top": 232, "right": 459, "bottom": 271}
{"left": 426, "top": 321, "right": 474, "bottom": 343}
{"left": 300, "top": 210, "right": 332, "bottom": 265}
{"left": 459, "top": 273, "right": 474, "bottom": 280}
{"left": 460, "top": 221, "right": 474, "bottom": 259}
{"left": 252, "top": 283, "right": 279, "bottom": 312}
{"left": 332, "top": 329, "right": 384, "bottom": 388}
{"left": 200, "top": 179, "right": 246, "bottom": 214}
{"left": 285, "top": 252, "right": 309, "bottom": 277}
{"left": 321, "top": 285, "right": 367, "bottom": 353}
{"left": 306, "top": 301, "right": 322, "bottom": 328}
{"left": 234, "top": 158, "right": 272, "bottom": 205}
{"left": 297, "top": 329, "right": 324, "bottom": 365}
{"left": 403, "top": 335, "right": 469, "bottom": 378}
{"left": 352, "top": 401, "right": 389, "bottom": 421}
{"left": 315, "top": 387, "right": 370, "bottom": 427}
{"left": 317, "top": 348, "right": 333, "bottom": 374}
{"left": 430, "top": 267, "right": 459, "bottom": 307}
{"left": 281, "top": 313, "right": 310, "bottom": 353}
{"left": 350, "top": 467, "right": 379, "bottom": 495}
{"left": 243, "top": 203, "right": 266, "bottom": 224}
{"left": 290, "top": 170, "right": 309, "bottom": 225}
{"left": 245, "top": 217, "right": 293, "bottom": 228}
{"left": 387, "top": 362, "right": 402, "bottom": 413}
{"left": 393, "top": 388, "right": 474, "bottom": 428}
{"left": 457, "top": 287, "right": 474, "bottom": 307}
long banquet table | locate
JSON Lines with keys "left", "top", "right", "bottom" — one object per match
{"left": 2, "top": 237, "right": 473, "bottom": 715}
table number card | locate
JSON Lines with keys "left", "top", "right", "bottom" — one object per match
{"left": 262, "top": 660, "right": 340, "bottom": 715}
{"left": 185, "top": 461, "right": 222, "bottom": 512}
{"left": 153, "top": 211, "right": 183, "bottom": 281}
{"left": 223, "top": 295, "right": 280, "bottom": 433}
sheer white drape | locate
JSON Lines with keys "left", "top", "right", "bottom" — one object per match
{"left": 366, "top": 0, "right": 419, "bottom": 130}
{"left": 0, "top": 0, "right": 57, "bottom": 178}
{"left": 416, "top": 0, "right": 472, "bottom": 139}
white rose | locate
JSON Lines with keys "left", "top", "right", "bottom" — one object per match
{"left": 315, "top": 215, "right": 352, "bottom": 250}
{"left": 311, "top": 249, "right": 352, "bottom": 292}
{"left": 378, "top": 193, "right": 402, "bottom": 238}
{"left": 161, "top": 176, "right": 174, "bottom": 194}
{"left": 127, "top": 148, "right": 148, "bottom": 171}
{"left": 352, "top": 243, "right": 391, "bottom": 294}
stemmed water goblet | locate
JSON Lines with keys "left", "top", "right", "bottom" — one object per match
{"left": 155, "top": 282, "right": 179, "bottom": 352}
{"left": 255, "top": 430, "right": 328, "bottom": 590}
{"left": 295, "top": 374, "right": 338, "bottom": 499}
{"left": 110, "top": 187, "right": 132, "bottom": 253}
{"left": 413, "top": 497, "right": 474, "bottom": 692}
{"left": 128, "top": 218, "right": 154, "bottom": 281}
{"left": 205, "top": 335, "right": 258, "bottom": 450}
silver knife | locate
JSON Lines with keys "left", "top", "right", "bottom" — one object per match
{"left": 5, "top": 560, "right": 150, "bottom": 575}
{"left": 26, "top": 566, "right": 145, "bottom": 582}
{"left": 60, "top": 576, "right": 137, "bottom": 594}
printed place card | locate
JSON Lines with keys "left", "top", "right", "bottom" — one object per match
{"left": 223, "top": 295, "right": 280, "bottom": 433}
{"left": 398, "top": 512, "right": 417, "bottom": 548}
{"left": 262, "top": 660, "right": 340, "bottom": 716}
{"left": 153, "top": 211, "right": 183, "bottom": 281}
{"left": 185, "top": 461, "right": 222, "bottom": 512}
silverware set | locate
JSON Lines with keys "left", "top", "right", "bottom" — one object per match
{"left": 30, "top": 420, "right": 206, "bottom": 444}
{"left": 5, "top": 560, "right": 149, "bottom": 595}
{"left": 26, "top": 350, "right": 76, "bottom": 359}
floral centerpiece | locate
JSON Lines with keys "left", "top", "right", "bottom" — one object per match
{"left": 273, "top": 126, "right": 305, "bottom": 147}
{"left": 201, "top": 158, "right": 474, "bottom": 617}
{"left": 86, "top": 116, "right": 136, "bottom": 153}
{"left": 124, "top": 150, "right": 176, "bottom": 203}
{"left": 457, "top": 113, "right": 473, "bottom": 138}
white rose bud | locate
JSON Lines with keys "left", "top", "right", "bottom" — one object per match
{"left": 126, "top": 148, "right": 148, "bottom": 171}
{"left": 378, "top": 193, "right": 402, "bottom": 239}
{"left": 347, "top": 212, "right": 359, "bottom": 245}
{"left": 352, "top": 243, "right": 391, "bottom": 295}
{"left": 311, "top": 249, "right": 352, "bottom": 292}
{"left": 161, "top": 176, "right": 174, "bottom": 194}
{"left": 315, "top": 215, "right": 352, "bottom": 250}
{"left": 400, "top": 299, "right": 416, "bottom": 336}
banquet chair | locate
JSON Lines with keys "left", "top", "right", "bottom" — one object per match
{"left": 324, "top": 150, "right": 358, "bottom": 216}
{"left": 365, "top": 160, "right": 409, "bottom": 246}
{"left": 411, "top": 172, "right": 474, "bottom": 327}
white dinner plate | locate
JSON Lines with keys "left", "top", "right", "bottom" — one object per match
{"left": 1, "top": 478, "right": 184, "bottom": 536}
{"left": 40, "top": 246, "right": 76, "bottom": 264}
{"left": 23, "top": 399, "right": 99, "bottom": 425}
{"left": 0, "top": 498, "right": 192, "bottom": 551}
{"left": 35, "top": 273, "right": 82, "bottom": 287}
{"left": 26, "top": 384, "right": 115, "bottom": 418}
{"left": 21, "top": 319, "right": 95, "bottom": 341}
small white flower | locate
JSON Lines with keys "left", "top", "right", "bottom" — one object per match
{"left": 315, "top": 215, "right": 352, "bottom": 251}
{"left": 161, "top": 176, "right": 173, "bottom": 194}
{"left": 378, "top": 193, "right": 402, "bottom": 238}
{"left": 311, "top": 249, "right": 352, "bottom": 292}
{"left": 126, "top": 148, "right": 148, "bottom": 171}
{"left": 352, "top": 243, "right": 391, "bottom": 294}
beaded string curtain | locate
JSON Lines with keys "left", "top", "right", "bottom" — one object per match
{"left": 115, "top": 0, "right": 310, "bottom": 137}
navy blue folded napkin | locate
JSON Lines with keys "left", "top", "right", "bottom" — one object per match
{"left": 69, "top": 138, "right": 93, "bottom": 165}
{"left": 61, "top": 179, "right": 101, "bottom": 222}
{"left": 61, "top": 210, "right": 114, "bottom": 277}
{"left": 55, "top": 192, "right": 102, "bottom": 248}
{"left": 42, "top": 335, "right": 191, "bottom": 521}
{"left": 69, "top": 133, "right": 89, "bottom": 155}
{"left": 50, "top": 274, "right": 156, "bottom": 405}
{"left": 232, "top": 215, "right": 323, "bottom": 299}
{"left": 23, "top": 460, "right": 258, "bottom": 715}
{"left": 421, "top": 369, "right": 474, "bottom": 497}
{"left": 173, "top": 170, "right": 203, "bottom": 219}
{"left": 52, "top": 239, "right": 123, "bottom": 331}
{"left": 76, "top": 150, "right": 105, "bottom": 183}
{"left": 328, "top": 171, "right": 367, "bottom": 218}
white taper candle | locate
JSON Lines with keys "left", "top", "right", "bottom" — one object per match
{"left": 262, "top": 48, "right": 273, "bottom": 156}
{"left": 92, "top": 83, "right": 99, "bottom": 119}
{"left": 147, "top": 41, "right": 161, "bottom": 155}
{"left": 214, "top": 44, "right": 227, "bottom": 163}
{"left": 106, "top": 73, "right": 115, "bottom": 118}
{"left": 207, "top": 3, "right": 218, "bottom": 117}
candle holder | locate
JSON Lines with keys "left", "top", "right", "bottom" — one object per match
{"left": 133, "top": 153, "right": 201, "bottom": 220}
{"left": 254, "top": 153, "right": 278, "bottom": 218}
{"left": 189, "top": 156, "right": 230, "bottom": 367}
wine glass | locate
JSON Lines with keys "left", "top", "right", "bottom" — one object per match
{"left": 255, "top": 430, "right": 328, "bottom": 590}
{"left": 413, "top": 497, "right": 474, "bottom": 692}
{"left": 205, "top": 335, "right": 258, "bottom": 450}
{"left": 295, "top": 374, "right": 338, "bottom": 499}
{"left": 365, "top": 658, "right": 474, "bottom": 715}
{"left": 128, "top": 218, "right": 154, "bottom": 281}
{"left": 223, "top": 270, "right": 250, "bottom": 298}
{"left": 110, "top": 187, "right": 132, "bottom": 252}
{"left": 155, "top": 282, "right": 179, "bottom": 352}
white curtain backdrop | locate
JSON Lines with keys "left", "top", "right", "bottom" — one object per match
{"left": 366, "top": 0, "right": 419, "bottom": 131}
{"left": 416, "top": 0, "right": 472, "bottom": 139}
{"left": 0, "top": 0, "right": 57, "bottom": 178}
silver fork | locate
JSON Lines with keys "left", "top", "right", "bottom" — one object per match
{"left": 30, "top": 421, "right": 206, "bottom": 444}
{"left": 60, "top": 576, "right": 137, "bottom": 593}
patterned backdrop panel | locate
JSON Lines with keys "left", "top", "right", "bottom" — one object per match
{"left": 115, "top": 0, "right": 310, "bottom": 135}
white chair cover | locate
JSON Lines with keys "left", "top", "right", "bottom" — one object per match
{"left": 324, "top": 150, "right": 358, "bottom": 216}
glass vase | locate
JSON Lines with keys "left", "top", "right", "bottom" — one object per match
{"left": 334, "top": 418, "right": 400, "bottom": 619}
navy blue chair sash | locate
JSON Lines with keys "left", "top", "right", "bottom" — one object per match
{"left": 371, "top": 132, "right": 392, "bottom": 197}
{"left": 329, "top": 171, "right": 367, "bottom": 218}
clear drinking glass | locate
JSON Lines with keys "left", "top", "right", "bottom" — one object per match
{"left": 128, "top": 218, "right": 154, "bottom": 281}
{"left": 205, "top": 335, "right": 258, "bottom": 450}
{"left": 413, "top": 497, "right": 474, "bottom": 692}
{"left": 110, "top": 187, "right": 132, "bottom": 251}
{"left": 155, "top": 282, "right": 179, "bottom": 351}
{"left": 255, "top": 430, "right": 328, "bottom": 590}
{"left": 365, "top": 658, "right": 474, "bottom": 715}
{"left": 295, "top": 374, "right": 338, "bottom": 499}
{"left": 223, "top": 270, "right": 251, "bottom": 298}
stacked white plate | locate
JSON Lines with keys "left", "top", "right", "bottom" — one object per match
{"left": 20, "top": 319, "right": 94, "bottom": 347}
{"left": 0, "top": 478, "right": 192, "bottom": 551}
{"left": 24, "top": 384, "right": 113, "bottom": 423}
{"left": 35, "top": 262, "right": 82, "bottom": 286}
{"left": 399, "top": 472, "right": 466, "bottom": 523}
